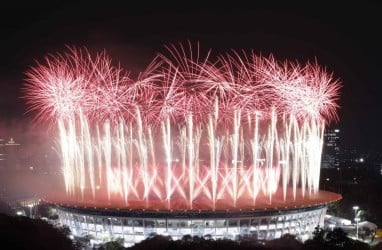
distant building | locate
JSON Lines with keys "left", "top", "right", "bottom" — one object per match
{"left": 0, "top": 138, "right": 5, "bottom": 170}
{"left": 321, "top": 129, "right": 340, "bottom": 169}
{"left": 3, "top": 137, "right": 21, "bottom": 171}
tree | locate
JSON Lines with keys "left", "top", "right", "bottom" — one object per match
{"left": 312, "top": 225, "right": 326, "bottom": 242}
{"left": 0, "top": 213, "right": 75, "bottom": 250}
{"left": 266, "top": 234, "right": 303, "bottom": 250}
{"left": 129, "top": 235, "right": 172, "bottom": 250}
{"left": 102, "top": 237, "right": 125, "bottom": 250}
{"left": 57, "top": 224, "right": 72, "bottom": 238}
{"left": 181, "top": 234, "right": 193, "bottom": 243}
{"left": 325, "top": 227, "right": 352, "bottom": 248}
{"left": 73, "top": 234, "right": 94, "bottom": 250}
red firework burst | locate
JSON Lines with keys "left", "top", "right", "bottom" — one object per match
{"left": 24, "top": 43, "right": 341, "bottom": 126}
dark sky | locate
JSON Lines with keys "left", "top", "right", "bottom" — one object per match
{"left": 0, "top": 2, "right": 381, "bottom": 152}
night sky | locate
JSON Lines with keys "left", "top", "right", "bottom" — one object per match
{"left": 0, "top": 2, "right": 381, "bottom": 152}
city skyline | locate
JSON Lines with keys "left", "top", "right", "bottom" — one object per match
{"left": 0, "top": 2, "right": 381, "bottom": 153}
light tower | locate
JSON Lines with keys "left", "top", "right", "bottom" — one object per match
{"left": 353, "top": 205, "right": 359, "bottom": 220}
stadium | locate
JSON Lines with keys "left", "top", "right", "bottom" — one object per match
{"left": 25, "top": 43, "right": 342, "bottom": 247}
{"left": 52, "top": 190, "right": 341, "bottom": 247}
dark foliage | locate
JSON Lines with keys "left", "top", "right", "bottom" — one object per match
{"left": 127, "top": 228, "right": 372, "bottom": 250}
{"left": 0, "top": 213, "right": 75, "bottom": 250}
{"left": 129, "top": 234, "right": 302, "bottom": 250}
{"left": 99, "top": 237, "right": 125, "bottom": 250}
{"left": 303, "top": 227, "right": 370, "bottom": 250}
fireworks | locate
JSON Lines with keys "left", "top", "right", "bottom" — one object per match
{"left": 24, "top": 43, "right": 341, "bottom": 210}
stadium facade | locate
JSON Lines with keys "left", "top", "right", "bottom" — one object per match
{"left": 55, "top": 191, "right": 341, "bottom": 247}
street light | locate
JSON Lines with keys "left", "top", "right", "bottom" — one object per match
{"left": 355, "top": 217, "right": 360, "bottom": 240}
{"left": 352, "top": 206, "right": 360, "bottom": 240}
{"left": 353, "top": 206, "right": 359, "bottom": 220}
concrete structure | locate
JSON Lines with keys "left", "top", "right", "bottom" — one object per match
{"left": 53, "top": 191, "right": 341, "bottom": 247}
{"left": 57, "top": 205, "right": 326, "bottom": 247}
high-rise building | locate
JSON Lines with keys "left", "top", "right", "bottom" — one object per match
{"left": 0, "top": 138, "right": 4, "bottom": 170}
{"left": 3, "top": 138, "right": 21, "bottom": 171}
{"left": 321, "top": 129, "right": 340, "bottom": 169}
